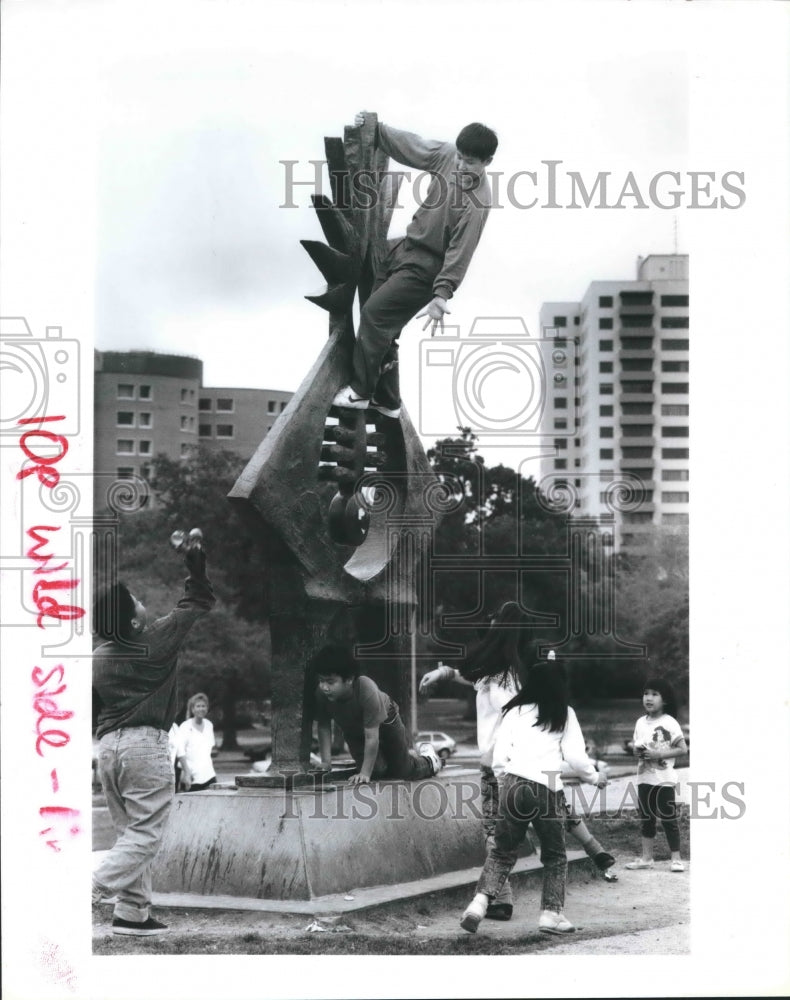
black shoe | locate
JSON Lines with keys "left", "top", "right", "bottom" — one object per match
{"left": 112, "top": 916, "right": 168, "bottom": 937}
{"left": 485, "top": 902, "right": 513, "bottom": 921}
{"left": 594, "top": 851, "right": 616, "bottom": 871}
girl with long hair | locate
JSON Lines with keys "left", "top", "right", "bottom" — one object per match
{"left": 459, "top": 662, "right": 607, "bottom": 934}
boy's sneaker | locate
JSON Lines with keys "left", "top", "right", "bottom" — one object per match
{"left": 593, "top": 851, "right": 616, "bottom": 872}
{"left": 331, "top": 386, "right": 370, "bottom": 410}
{"left": 670, "top": 859, "right": 685, "bottom": 872}
{"left": 625, "top": 858, "right": 654, "bottom": 870}
{"left": 418, "top": 742, "right": 442, "bottom": 776}
{"left": 112, "top": 916, "right": 168, "bottom": 937}
{"left": 485, "top": 902, "right": 513, "bottom": 921}
{"left": 370, "top": 399, "right": 401, "bottom": 419}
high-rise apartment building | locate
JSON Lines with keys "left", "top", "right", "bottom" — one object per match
{"left": 539, "top": 254, "right": 689, "bottom": 550}
{"left": 94, "top": 350, "right": 292, "bottom": 512}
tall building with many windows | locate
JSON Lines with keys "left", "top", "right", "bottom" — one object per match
{"left": 94, "top": 350, "right": 292, "bottom": 511}
{"left": 539, "top": 254, "right": 689, "bottom": 550}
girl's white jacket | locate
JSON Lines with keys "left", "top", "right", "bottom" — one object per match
{"left": 492, "top": 703, "right": 599, "bottom": 790}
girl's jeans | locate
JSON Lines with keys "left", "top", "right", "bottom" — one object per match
{"left": 477, "top": 773, "right": 568, "bottom": 914}
{"left": 480, "top": 765, "right": 513, "bottom": 906}
{"left": 637, "top": 782, "right": 681, "bottom": 851}
{"left": 94, "top": 727, "right": 174, "bottom": 921}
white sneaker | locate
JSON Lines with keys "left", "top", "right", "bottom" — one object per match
{"left": 460, "top": 894, "right": 488, "bottom": 933}
{"left": 625, "top": 858, "right": 654, "bottom": 870}
{"left": 539, "top": 910, "right": 575, "bottom": 934}
{"left": 332, "top": 385, "right": 370, "bottom": 410}
{"left": 370, "top": 399, "right": 401, "bottom": 419}
{"left": 418, "top": 742, "right": 442, "bottom": 776}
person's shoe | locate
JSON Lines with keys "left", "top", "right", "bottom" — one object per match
{"left": 625, "top": 858, "right": 654, "bottom": 870}
{"left": 332, "top": 386, "right": 370, "bottom": 410}
{"left": 460, "top": 895, "right": 488, "bottom": 933}
{"left": 593, "top": 851, "right": 616, "bottom": 872}
{"left": 485, "top": 902, "right": 513, "bottom": 921}
{"left": 418, "top": 742, "right": 442, "bottom": 776}
{"left": 370, "top": 399, "right": 401, "bottom": 419}
{"left": 112, "top": 916, "right": 169, "bottom": 937}
{"left": 539, "top": 910, "right": 575, "bottom": 935}
{"left": 670, "top": 859, "right": 685, "bottom": 872}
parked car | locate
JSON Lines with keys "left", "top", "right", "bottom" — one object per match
{"left": 415, "top": 731, "right": 457, "bottom": 760}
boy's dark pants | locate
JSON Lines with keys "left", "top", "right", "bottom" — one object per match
{"left": 344, "top": 709, "right": 433, "bottom": 781}
{"left": 350, "top": 238, "right": 442, "bottom": 410}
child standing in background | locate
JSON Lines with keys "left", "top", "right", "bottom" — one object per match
{"left": 625, "top": 677, "right": 688, "bottom": 872}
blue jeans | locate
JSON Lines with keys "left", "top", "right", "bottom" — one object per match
{"left": 93, "top": 727, "right": 174, "bottom": 921}
{"left": 477, "top": 773, "right": 568, "bottom": 913}
{"left": 480, "top": 765, "right": 513, "bottom": 906}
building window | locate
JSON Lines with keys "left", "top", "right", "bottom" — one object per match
{"left": 661, "top": 382, "right": 689, "bottom": 394}
{"left": 623, "top": 511, "right": 654, "bottom": 524}
{"left": 116, "top": 411, "right": 135, "bottom": 426}
{"left": 661, "top": 294, "right": 689, "bottom": 307}
{"left": 180, "top": 416, "right": 189, "bottom": 430}
{"left": 620, "top": 336, "right": 654, "bottom": 350}
{"left": 662, "top": 448, "right": 689, "bottom": 459}
{"left": 117, "top": 384, "right": 135, "bottom": 399}
{"left": 661, "top": 339, "right": 689, "bottom": 351}
{"left": 622, "top": 446, "right": 653, "bottom": 458}
{"left": 661, "top": 316, "right": 689, "bottom": 329}
{"left": 599, "top": 296, "right": 613, "bottom": 308}
{"left": 600, "top": 426, "right": 614, "bottom": 438}
{"left": 553, "top": 438, "right": 567, "bottom": 449}
{"left": 117, "top": 466, "right": 135, "bottom": 478}
{"left": 599, "top": 448, "right": 614, "bottom": 459}
{"left": 140, "top": 463, "right": 152, "bottom": 481}
{"left": 661, "top": 404, "right": 689, "bottom": 416}
{"left": 267, "top": 401, "right": 277, "bottom": 414}
{"left": 199, "top": 398, "right": 212, "bottom": 411}
{"left": 199, "top": 424, "right": 212, "bottom": 437}
{"left": 139, "top": 385, "right": 151, "bottom": 399}
{"left": 662, "top": 491, "right": 689, "bottom": 503}
{"left": 663, "top": 512, "right": 689, "bottom": 524}
{"left": 599, "top": 361, "right": 613, "bottom": 373}
{"left": 620, "top": 291, "right": 653, "bottom": 306}
{"left": 622, "top": 359, "right": 653, "bottom": 372}
{"left": 599, "top": 317, "right": 613, "bottom": 330}
{"left": 554, "top": 419, "right": 567, "bottom": 429}
{"left": 600, "top": 383, "right": 613, "bottom": 395}
{"left": 621, "top": 380, "right": 653, "bottom": 394}
{"left": 180, "top": 443, "right": 192, "bottom": 458}
{"left": 623, "top": 402, "right": 652, "bottom": 415}
{"left": 573, "top": 316, "right": 580, "bottom": 326}
{"left": 574, "top": 438, "right": 581, "bottom": 447}
{"left": 599, "top": 405, "right": 613, "bottom": 416}
{"left": 600, "top": 339, "right": 613, "bottom": 351}
{"left": 181, "top": 389, "right": 190, "bottom": 403}
{"left": 554, "top": 458, "right": 567, "bottom": 469}
{"left": 554, "top": 397, "right": 567, "bottom": 409}
{"left": 553, "top": 316, "right": 567, "bottom": 327}
{"left": 574, "top": 458, "right": 581, "bottom": 467}
{"left": 662, "top": 469, "right": 689, "bottom": 481}
{"left": 280, "top": 401, "right": 288, "bottom": 411}
{"left": 216, "top": 398, "right": 234, "bottom": 412}
{"left": 626, "top": 468, "right": 653, "bottom": 481}
{"left": 138, "top": 440, "right": 152, "bottom": 455}
{"left": 621, "top": 315, "right": 653, "bottom": 329}
{"left": 662, "top": 426, "right": 689, "bottom": 437}
{"left": 216, "top": 424, "right": 234, "bottom": 438}
{"left": 138, "top": 412, "right": 152, "bottom": 428}
{"left": 622, "top": 425, "right": 653, "bottom": 437}
{"left": 116, "top": 440, "right": 134, "bottom": 455}
{"left": 662, "top": 361, "right": 689, "bottom": 373}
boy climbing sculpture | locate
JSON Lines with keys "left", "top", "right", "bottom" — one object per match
{"left": 332, "top": 111, "right": 498, "bottom": 419}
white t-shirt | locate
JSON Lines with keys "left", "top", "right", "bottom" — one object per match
{"left": 492, "top": 703, "right": 599, "bottom": 790}
{"left": 475, "top": 675, "right": 519, "bottom": 766}
{"left": 177, "top": 717, "right": 216, "bottom": 784}
{"left": 633, "top": 713, "right": 685, "bottom": 786}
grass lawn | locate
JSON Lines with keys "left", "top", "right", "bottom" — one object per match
{"left": 93, "top": 810, "right": 689, "bottom": 956}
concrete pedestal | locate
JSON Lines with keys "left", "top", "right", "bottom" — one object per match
{"left": 150, "top": 771, "right": 534, "bottom": 902}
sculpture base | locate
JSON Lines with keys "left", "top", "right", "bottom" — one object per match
{"left": 150, "top": 771, "right": 535, "bottom": 901}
